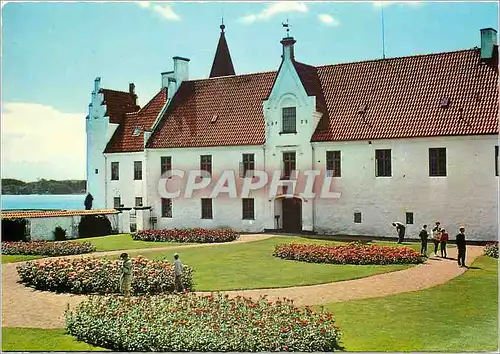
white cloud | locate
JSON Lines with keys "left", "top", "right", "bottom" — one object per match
{"left": 373, "top": 1, "right": 421, "bottom": 7}
{"left": 1, "top": 103, "right": 86, "bottom": 181}
{"left": 318, "top": 14, "right": 340, "bottom": 27}
{"left": 240, "top": 2, "right": 308, "bottom": 24}
{"left": 136, "top": 1, "right": 150, "bottom": 9}
{"left": 136, "top": 2, "right": 181, "bottom": 21}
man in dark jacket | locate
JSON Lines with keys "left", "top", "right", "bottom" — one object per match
{"left": 419, "top": 224, "right": 429, "bottom": 256}
{"left": 456, "top": 226, "right": 467, "bottom": 267}
{"left": 392, "top": 222, "right": 406, "bottom": 244}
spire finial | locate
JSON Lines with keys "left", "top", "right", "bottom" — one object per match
{"left": 220, "top": 18, "right": 225, "bottom": 32}
{"left": 282, "top": 17, "right": 291, "bottom": 38}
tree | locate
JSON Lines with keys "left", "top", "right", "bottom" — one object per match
{"left": 84, "top": 193, "right": 94, "bottom": 210}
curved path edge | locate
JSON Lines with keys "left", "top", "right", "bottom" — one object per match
{"left": 1, "top": 235, "right": 484, "bottom": 329}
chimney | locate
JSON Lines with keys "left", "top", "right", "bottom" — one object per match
{"left": 161, "top": 71, "right": 174, "bottom": 89}
{"left": 94, "top": 77, "right": 101, "bottom": 92}
{"left": 480, "top": 28, "right": 498, "bottom": 61}
{"left": 173, "top": 56, "right": 190, "bottom": 90}
{"left": 129, "top": 83, "right": 137, "bottom": 106}
{"left": 144, "top": 130, "right": 152, "bottom": 147}
{"left": 280, "top": 37, "right": 296, "bottom": 62}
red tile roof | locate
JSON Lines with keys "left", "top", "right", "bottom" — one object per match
{"left": 147, "top": 72, "right": 276, "bottom": 148}
{"left": 1, "top": 209, "right": 119, "bottom": 220}
{"left": 125, "top": 47, "right": 499, "bottom": 150}
{"left": 99, "top": 89, "right": 140, "bottom": 124}
{"left": 105, "top": 88, "right": 167, "bottom": 153}
{"left": 312, "top": 49, "right": 498, "bottom": 141}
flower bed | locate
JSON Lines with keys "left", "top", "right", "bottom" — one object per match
{"left": 132, "top": 228, "right": 239, "bottom": 243}
{"left": 273, "top": 242, "right": 426, "bottom": 265}
{"left": 17, "top": 256, "right": 194, "bottom": 295}
{"left": 2, "top": 241, "right": 95, "bottom": 257}
{"left": 484, "top": 242, "right": 499, "bottom": 258}
{"left": 66, "top": 293, "right": 343, "bottom": 352}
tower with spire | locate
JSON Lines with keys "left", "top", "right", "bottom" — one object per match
{"left": 209, "top": 19, "right": 236, "bottom": 78}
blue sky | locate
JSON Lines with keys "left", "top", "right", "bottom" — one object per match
{"left": 1, "top": 1, "right": 498, "bottom": 181}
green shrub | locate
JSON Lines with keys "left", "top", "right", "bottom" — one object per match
{"left": 78, "top": 215, "right": 112, "bottom": 238}
{"left": 1, "top": 218, "right": 28, "bottom": 242}
{"left": 66, "top": 293, "right": 344, "bottom": 352}
{"left": 53, "top": 226, "right": 68, "bottom": 241}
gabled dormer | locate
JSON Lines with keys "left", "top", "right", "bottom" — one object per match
{"left": 263, "top": 35, "right": 326, "bottom": 146}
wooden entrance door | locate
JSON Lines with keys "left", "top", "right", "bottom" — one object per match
{"left": 282, "top": 198, "right": 302, "bottom": 233}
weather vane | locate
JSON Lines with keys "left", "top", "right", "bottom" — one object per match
{"left": 282, "top": 17, "right": 291, "bottom": 37}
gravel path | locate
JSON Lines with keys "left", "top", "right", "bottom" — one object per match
{"left": 1, "top": 235, "right": 484, "bottom": 329}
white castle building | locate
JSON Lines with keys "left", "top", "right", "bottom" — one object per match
{"left": 86, "top": 25, "right": 499, "bottom": 241}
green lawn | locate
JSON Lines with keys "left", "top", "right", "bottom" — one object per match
{"left": 73, "top": 233, "right": 193, "bottom": 252}
{"left": 322, "top": 255, "right": 499, "bottom": 352}
{"left": 1, "top": 327, "right": 107, "bottom": 351}
{"left": 1, "top": 255, "right": 44, "bottom": 264}
{"left": 132, "top": 236, "right": 414, "bottom": 291}
{"left": 3, "top": 255, "right": 496, "bottom": 352}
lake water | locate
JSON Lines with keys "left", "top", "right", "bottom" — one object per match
{"left": 1, "top": 194, "right": 87, "bottom": 211}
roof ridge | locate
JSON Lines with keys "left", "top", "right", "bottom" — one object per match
{"left": 100, "top": 88, "right": 135, "bottom": 95}
{"left": 186, "top": 69, "right": 277, "bottom": 83}
{"left": 316, "top": 48, "right": 478, "bottom": 69}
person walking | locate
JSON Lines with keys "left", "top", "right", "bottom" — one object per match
{"left": 392, "top": 222, "right": 406, "bottom": 244}
{"left": 419, "top": 224, "right": 429, "bottom": 256}
{"left": 173, "top": 253, "right": 184, "bottom": 293}
{"left": 456, "top": 226, "right": 467, "bottom": 267}
{"left": 440, "top": 229, "right": 449, "bottom": 258}
{"left": 119, "top": 253, "right": 132, "bottom": 298}
{"left": 432, "top": 222, "right": 443, "bottom": 256}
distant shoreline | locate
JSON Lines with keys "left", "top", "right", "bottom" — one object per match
{"left": 2, "top": 179, "right": 86, "bottom": 195}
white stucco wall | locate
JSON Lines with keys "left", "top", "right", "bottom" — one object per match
{"left": 312, "top": 135, "right": 498, "bottom": 241}
{"left": 29, "top": 214, "right": 120, "bottom": 241}
{"left": 30, "top": 217, "right": 76, "bottom": 241}
{"left": 86, "top": 78, "right": 118, "bottom": 209}
{"left": 145, "top": 145, "right": 269, "bottom": 232}
{"left": 105, "top": 152, "right": 146, "bottom": 209}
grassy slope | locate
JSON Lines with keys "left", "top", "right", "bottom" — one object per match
{"left": 134, "top": 236, "right": 414, "bottom": 291}
{"left": 73, "top": 233, "right": 192, "bottom": 252}
{"left": 322, "top": 255, "right": 499, "bottom": 352}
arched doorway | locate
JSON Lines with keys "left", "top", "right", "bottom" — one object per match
{"left": 282, "top": 197, "right": 302, "bottom": 233}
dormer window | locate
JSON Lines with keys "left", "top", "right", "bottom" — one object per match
{"left": 439, "top": 98, "right": 450, "bottom": 108}
{"left": 133, "top": 127, "right": 141, "bottom": 136}
{"left": 282, "top": 107, "right": 296, "bottom": 133}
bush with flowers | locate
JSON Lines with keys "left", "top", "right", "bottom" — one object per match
{"left": 2, "top": 240, "right": 95, "bottom": 257}
{"left": 16, "top": 256, "right": 194, "bottom": 295}
{"left": 132, "top": 228, "right": 239, "bottom": 243}
{"left": 65, "top": 293, "right": 344, "bottom": 352}
{"left": 484, "top": 242, "right": 499, "bottom": 258}
{"left": 274, "top": 242, "right": 426, "bottom": 265}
